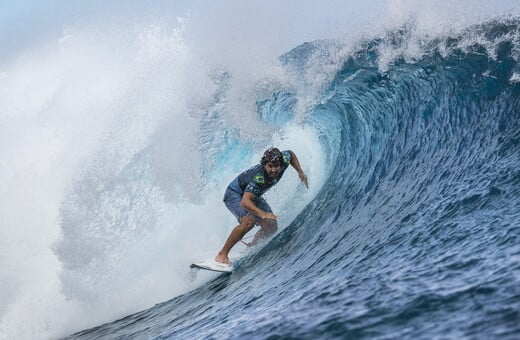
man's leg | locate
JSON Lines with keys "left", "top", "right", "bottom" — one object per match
{"left": 247, "top": 217, "right": 278, "bottom": 247}
{"left": 215, "top": 215, "right": 256, "bottom": 264}
{"left": 245, "top": 198, "right": 277, "bottom": 246}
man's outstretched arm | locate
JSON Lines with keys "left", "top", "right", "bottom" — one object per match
{"left": 290, "top": 151, "right": 309, "bottom": 188}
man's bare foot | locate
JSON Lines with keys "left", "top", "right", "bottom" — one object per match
{"left": 215, "top": 253, "right": 229, "bottom": 264}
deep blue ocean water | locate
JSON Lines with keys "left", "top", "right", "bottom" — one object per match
{"left": 64, "top": 19, "right": 520, "bottom": 339}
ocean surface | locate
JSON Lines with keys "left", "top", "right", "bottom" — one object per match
{"left": 56, "top": 18, "right": 520, "bottom": 339}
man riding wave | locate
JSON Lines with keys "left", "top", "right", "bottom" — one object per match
{"left": 215, "top": 147, "right": 308, "bottom": 264}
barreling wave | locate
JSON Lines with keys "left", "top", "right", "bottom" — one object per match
{"left": 65, "top": 17, "right": 520, "bottom": 339}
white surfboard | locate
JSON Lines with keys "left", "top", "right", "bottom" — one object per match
{"left": 190, "top": 260, "right": 234, "bottom": 273}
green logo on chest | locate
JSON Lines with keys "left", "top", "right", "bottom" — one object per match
{"left": 254, "top": 174, "right": 265, "bottom": 184}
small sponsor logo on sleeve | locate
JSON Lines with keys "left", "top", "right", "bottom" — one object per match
{"left": 283, "top": 153, "right": 290, "bottom": 165}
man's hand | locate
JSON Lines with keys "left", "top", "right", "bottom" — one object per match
{"left": 299, "top": 171, "right": 309, "bottom": 188}
{"left": 260, "top": 212, "right": 278, "bottom": 220}
{"left": 290, "top": 151, "right": 309, "bottom": 189}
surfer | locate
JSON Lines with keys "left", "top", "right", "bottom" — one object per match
{"left": 215, "top": 147, "right": 309, "bottom": 264}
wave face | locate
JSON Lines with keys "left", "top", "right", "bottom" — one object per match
{"left": 64, "top": 19, "right": 520, "bottom": 339}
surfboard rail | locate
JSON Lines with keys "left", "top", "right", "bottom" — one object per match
{"left": 190, "top": 260, "right": 234, "bottom": 273}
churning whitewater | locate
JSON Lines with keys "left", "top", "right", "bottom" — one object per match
{"left": 61, "top": 18, "right": 520, "bottom": 339}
